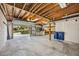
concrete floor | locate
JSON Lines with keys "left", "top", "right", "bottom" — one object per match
{"left": 0, "top": 34, "right": 79, "bottom": 56}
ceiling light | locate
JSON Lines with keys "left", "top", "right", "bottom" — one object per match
{"left": 33, "top": 19, "right": 39, "bottom": 21}
{"left": 31, "top": 18, "right": 41, "bottom": 21}
{"left": 27, "top": 18, "right": 30, "bottom": 21}
{"left": 58, "top": 3, "right": 67, "bottom": 8}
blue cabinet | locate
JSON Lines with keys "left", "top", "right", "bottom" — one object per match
{"left": 54, "top": 32, "right": 58, "bottom": 39}
{"left": 58, "top": 32, "right": 64, "bottom": 40}
{"left": 54, "top": 32, "right": 64, "bottom": 41}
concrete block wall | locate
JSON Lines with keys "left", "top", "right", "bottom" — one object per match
{"left": 55, "top": 16, "right": 79, "bottom": 43}
{"left": 0, "top": 10, "right": 7, "bottom": 49}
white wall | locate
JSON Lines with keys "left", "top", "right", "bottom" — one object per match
{"left": 55, "top": 16, "right": 79, "bottom": 43}
{"left": 0, "top": 10, "right": 7, "bottom": 49}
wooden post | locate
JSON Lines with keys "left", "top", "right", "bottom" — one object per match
{"left": 49, "top": 21, "right": 51, "bottom": 40}
{"left": 35, "top": 25, "right": 37, "bottom": 36}
{"left": 29, "top": 25, "right": 32, "bottom": 36}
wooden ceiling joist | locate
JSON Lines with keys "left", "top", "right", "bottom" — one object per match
{"left": 26, "top": 14, "right": 35, "bottom": 20}
{"left": 30, "top": 4, "right": 50, "bottom": 19}
{"left": 1, "top": 3, "right": 79, "bottom": 25}
{"left": 4, "top": 3, "right": 11, "bottom": 20}
{"left": 18, "top": 3, "right": 26, "bottom": 18}
{"left": 34, "top": 4, "right": 50, "bottom": 14}
{"left": 42, "top": 9, "right": 54, "bottom": 17}
{"left": 0, "top": 4, "right": 5, "bottom": 14}
{"left": 0, "top": 4, "right": 8, "bottom": 20}
{"left": 2, "top": 4, "right": 8, "bottom": 16}
{"left": 5, "top": 4, "right": 9, "bottom": 16}
{"left": 29, "top": 3, "right": 37, "bottom": 12}
{"left": 38, "top": 4, "right": 58, "bottom": 16}
{"left": 48, "top": 4, "right": 79, "bottom": 20}
{"left": 21, "top": 12, "right": 27, "bottom": 19}
{"left": 11, "top": 3, "right": 15, "bottom": 20}
{"left": 16, "top": 3, "right": 26, "bottom": 18}
{"left": 27, "top": 4, "right": 43, "bottom": 19}
{"left": 22, "top": 12, "right": 30, "bottom": 19}
{"left": 9, "top": 4, "right": 49, "bottom": 22}
{"left": 13, "top": 3, "right": 15, "bottom": 17}
{"left": 32, "top": 3, "right": 42, "bottom": 13}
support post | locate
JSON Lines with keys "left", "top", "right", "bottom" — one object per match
{"left": 29, "top": 25, "right": 32, "bottom": 36}
{"left": 7, "top": 20, "right": 13, "bottom": 39}
{"left": 49, "top": 21, "right": 51, "bottom": 40}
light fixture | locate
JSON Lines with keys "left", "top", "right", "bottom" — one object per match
{"left": 27, "top": 18, "right": 30, "bottom": 21}
{"left": 31, "top": 18, "right": 41, "bottom": 21}
{"left": 58, "top": 3, "right": 67, "bottom": 8}
{"left": 33, "top": 18, "right": 39, "bottom": 21}
{"left": 27, "top": 18, "right": 37, "bottom": 22}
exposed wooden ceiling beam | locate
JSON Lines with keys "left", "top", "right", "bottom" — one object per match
{"left": 22, "top": 12, "right": 30, "bottom": 19}
{"left": 4, "top": 3, "right": 11, "bottom": 21}
{"left": 42, "top": 8, "right": 55, "bottom": 17}
{"left": 48, "top": 4, "right": 79, "bottom": 19}
{"left": 0, "top": 4, "right": 6, "bottom": 15}
{"left": 38, "top": 4, "right": 58, "bottom": 16}
{"left": 27, "top": 4, "right": 43, "bottom": 19}
{"left": 5, "top": 4, "right": 9, "bottom": 17}
{"left": 9, "top": 4, "right": 17, "bottom": 21}
{"left": 27, "top": 4, "right": 54, "bottom": 21}
{"left": 32, "top": 3, "right": 42, "bottom": 13}
{"left": 30, "top": 4, "right": 50, "bottom": 19}
{"left": 29, "top": 3, "right": 37, "bottom": 12}
{"left": 0, "top": 4, "right": 8, "bottom": 20}
{"left": 2, "top": 3, "right": 79, "bottom": 25}
{"left": 13, "top": 3, "right": 15, "bottom": 17}
{"left": 1, "top": 4, "right": 7, "bottom": 15}
{"left": 12, "top": 5, "right": 14, "bottom": 20}
{"left": 26, "top": 14, "right": 34, "bottom": 20}
{"left": 7, "top": 4, "right": 49, "bottom": 24}
{"left": 41, "top": 5, "right": 61, "bottom": 17}
{"left": 18, "top": 3, "right": 26, "bottom": 18}
{"left": 16, "top": 3, "right": 26, "bottom": 18}
{"left": 21, "top": 4, "right": 34, "bottom": 20}
{"left": 23, "top": 10, "right": 49, "bottom": 23}
{"left": 34, "top": 4, "right": 50, "bottom": 14}
{"left": 21, "top": 12, "right": 27, "bottom": 19}
{"left": 47, "top": 9, "right": 65, "bottom": 18}
{"left": 11, "top": 3, "right": 15, "bottom": 20}
{"left": 42, "top": 7, "right": 64, "bottom": 19}
{"left": 16, "top": 10, "right": 21, "bottom": 17}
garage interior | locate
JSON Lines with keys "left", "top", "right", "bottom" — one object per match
{"left": 0, "top": 3, "right": 79, "bottom": 56}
